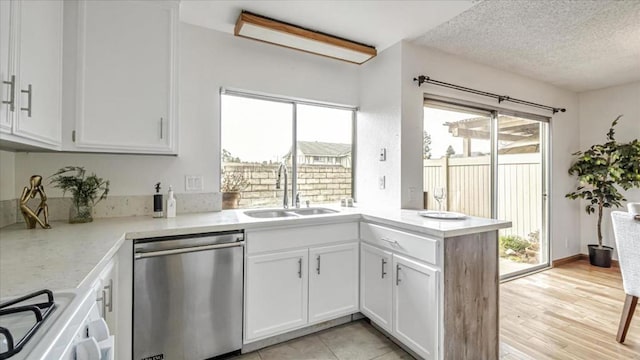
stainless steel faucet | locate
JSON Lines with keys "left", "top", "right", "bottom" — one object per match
{"left": 275, "top": 163, "right": 288, "bottom": 209}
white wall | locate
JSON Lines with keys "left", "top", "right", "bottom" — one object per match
{"left": 0, "top": 150, "right": 15, "bottom": 200}
{"left": 356, "top": 43, "right": 402, "bottom": 208}
{"left": 358, "top": 41, "right": 582, "bottom": 260}
{"left": 578, "top": 81, "right": 640, "bottom": 255}
{"left": 14, "top": 23, "right": 359, "bottom": 198}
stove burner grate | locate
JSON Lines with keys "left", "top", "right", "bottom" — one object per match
{"left": 0, "top": 290, "right": 56, "bottom": 359}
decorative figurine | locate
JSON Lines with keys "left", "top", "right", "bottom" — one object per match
{"left": 20, "top": 175, "right": 51, "bottom": 229}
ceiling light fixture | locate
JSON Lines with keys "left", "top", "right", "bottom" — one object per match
{"left": 234, "top": 11, "right": 377, "bottom": 65}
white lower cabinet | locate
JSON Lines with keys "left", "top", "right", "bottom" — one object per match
{"left": 360, "top": 243, "right": 393, "bottom": 332}
{"left": 393, "top": 254, "right": 439, "bottom": 360}
{"left": 360, "top": 240, "right": 439, "bottom": 360}
{"left": 244, "top": 223, "right": 360, "bottom": 343}
{"left": 308, "top": 242, "right": 359, "bottom": 324}
{"left": 245, "top": 249, "right": 308, "bottom": 341}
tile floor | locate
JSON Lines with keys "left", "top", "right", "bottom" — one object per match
{"left": 231, "top": 320, "right": 414, "bottom": 360}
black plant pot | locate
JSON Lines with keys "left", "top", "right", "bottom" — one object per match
{"left": 588, "top": 244, "right": 613, "bottom": 268}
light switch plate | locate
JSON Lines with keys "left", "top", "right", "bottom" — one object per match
{"left": 185, "top": 175, "right": 203, "bottom": 192}
{"left": 379, "top": 148, "right": 386, "bottom": 161}
{"left": 379, "top": 176, "right": 385, "bottom": 190}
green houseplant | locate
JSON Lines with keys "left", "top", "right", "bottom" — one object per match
{"left": 50, "top": 166, "right": 110, "bottom": 223}
{"left": 221, "top": 170, "right": 249, "bottom": 209}
{"left": 566, "top": 116, "right": 640, "bottom": 267}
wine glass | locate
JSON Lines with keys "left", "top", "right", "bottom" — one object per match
{"left": 433, "top": 187, "right": 446, "bottom": 214}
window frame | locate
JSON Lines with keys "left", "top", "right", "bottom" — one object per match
{"left": 220, "top": 88, "right": 358, "bottom": 206}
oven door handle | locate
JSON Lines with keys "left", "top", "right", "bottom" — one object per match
{"left": 135, "top": 241, "right": 244, "bottom": 259}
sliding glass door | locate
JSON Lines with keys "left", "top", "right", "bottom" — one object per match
{"left": 424, "top": 100, "right": 550, "bottom": 278}
{"left": 496, "top": 115, "right": 549, "bottom": 277}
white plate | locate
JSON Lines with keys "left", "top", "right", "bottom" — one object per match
{"left": 418, "top": 211, "right": 467, "bottom": 220}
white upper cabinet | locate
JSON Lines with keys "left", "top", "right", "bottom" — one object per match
{"left": 0, "top": 0, "right": 13, "bottom": 134}
{"left": 72, "top": 0, "right": 178, "bottom": 154}
{"left": 0, "top": 0, "right": 62, "bottom": 150}
{"left": 308, "top": 242, "right": 359, "bottom": 325}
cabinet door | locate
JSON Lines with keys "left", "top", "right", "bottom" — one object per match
{"left": 360, "top": 243, "right": 393, "bottom": 332}
{"left": 393, "top": 254, "right": 439, "bottom": 360}
{"left": 0, "top": 0, "right": 14, "bottom": 134}
{"left": 74, "top": 0, "right": 177, "bottom": 154}
{"left": 13, "top": 0, "right": 62, "bottom": 147}
{"left": 245, "top": 249, "right": 308, "bottom": 341}
{"left": 308, "top": 242, "right": 359, "bottom": 324}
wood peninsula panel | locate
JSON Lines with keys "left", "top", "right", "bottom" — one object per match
{"left": 443, "top": 231, "right": 499, "bottom": 360}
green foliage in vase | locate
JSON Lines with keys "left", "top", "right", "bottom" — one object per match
{"left": 566, "top": 116, "right": 640, "bottom": 247}
{"left": 49, "top": 166, "right": 110, "bottom": 207}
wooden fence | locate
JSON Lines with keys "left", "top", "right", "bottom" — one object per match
{"left": 423, "top": 153, "right": 541, "bottom": 239}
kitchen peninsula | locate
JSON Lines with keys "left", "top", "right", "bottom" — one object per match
{"left": 0, "top": 208, "right": 510, "bottom": 360}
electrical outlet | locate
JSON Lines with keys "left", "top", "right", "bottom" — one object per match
{"left": 379, "top": 176, "right": 385, "bottom": 190}
{"left": 379, "top": 148, "right": 386, "bottom": 161}
{"left": 565, "top": 237, "right": 569, "bottom": 249}
{"left": 185, "top": 175, "right": 203, "bottom": 192}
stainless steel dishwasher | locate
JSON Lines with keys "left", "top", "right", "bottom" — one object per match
{"left": 133, "top": 231, "right": 244, "bottom": 360}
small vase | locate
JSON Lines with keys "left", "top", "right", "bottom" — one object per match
{"left": 222, "top": 191, "right": 241, "bottom": 209}
{"left": 69, "top": 201, "right": 93, "bottom": 223}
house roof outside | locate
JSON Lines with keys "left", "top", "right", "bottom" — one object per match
{"left": 296, "top": 141, "right": 351, "bottom": 157}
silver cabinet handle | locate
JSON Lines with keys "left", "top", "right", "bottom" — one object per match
{"left": 381, "top": 258, "right": 387, "bottom": 279}
{"left": 316, "top": 255, "right": 321, "bottom": 275}
{"left": 2, "top": 75, "right": 15, "bottom": 111}
{"left": 103, "top": 279, "right": 113, "bottom": 313}
{"left": 20, "top": 84, "right": 32, "bottom": 117}
{"left": 380, "top": 237, "right": 399, "bottom": 246}
{"left": 97, "top": 290, "right": 106, "bottom": 316}
{"left": 160, "top": 117, "right": 163, "bottom": 139}
{"left": 298, "top": 258, "right": 302, "bottom": 278}
{"left": 396, "top": 264, "right": 402, "bottom": 286}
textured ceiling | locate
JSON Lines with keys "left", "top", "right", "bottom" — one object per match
{"left": 413, "top": 0, "right": 640, "bottom": 92}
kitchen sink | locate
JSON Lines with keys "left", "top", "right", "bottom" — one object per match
{"left": 290, "top": 208, "right": 339, "bottom": 216}
{"left": 243, "top": 209, "right": 299, "bottom": 218}
{"left": 243, "top": 207, "right": 339, "bottom": 218}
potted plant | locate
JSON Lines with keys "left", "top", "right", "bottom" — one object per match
{"left": 49, "top": 166, "right": 110, "bottom": 223}
{"left": 566, "top": 116, "right": 640, "bottom": 267}
{"left": 221, "top": 170, "right": 249, "bottom": 209}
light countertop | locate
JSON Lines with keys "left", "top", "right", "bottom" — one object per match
{"left": 0, "top": 207, "right": 510, "bottom": 298}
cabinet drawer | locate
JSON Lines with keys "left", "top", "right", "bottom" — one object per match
{"left": 360, "top": 222, "right": 438, "bottom": 265}
{"left": 247, "top": 222, "right": 359, "bottom": 254}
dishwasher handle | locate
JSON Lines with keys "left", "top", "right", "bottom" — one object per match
{"left": 135, "top": 241, "right": 244, "bottom": 259}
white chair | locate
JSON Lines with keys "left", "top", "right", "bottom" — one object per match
{"left": 611, "top": 211, "right": 640, "bottom": 343}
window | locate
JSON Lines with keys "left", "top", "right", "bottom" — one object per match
{"left": 221, "top": 91, "right": 355, "bottom": 208}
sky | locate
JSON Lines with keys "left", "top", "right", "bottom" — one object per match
{"left": 221, "top": 95, "right": 352, "bottom": 163}
{"left": 221, "top": 95, "right": 495, "bottom": 162}
{"left": 423, "top": 107, "right": 490, "bottom": 158}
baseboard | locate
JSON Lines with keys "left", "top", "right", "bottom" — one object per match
{"left": 552, "top": 254, "right": 583, "bottom": 267}
{"left": 552, "top": 254, "right": 619, "bottom": 268}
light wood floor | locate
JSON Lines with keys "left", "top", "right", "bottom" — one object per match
{"left": 500, "top": 260, "right": 640, "bottom": 359}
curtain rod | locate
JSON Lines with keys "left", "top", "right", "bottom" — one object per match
{"left": 413, "top": 75, "right": 566, "bottom": 114}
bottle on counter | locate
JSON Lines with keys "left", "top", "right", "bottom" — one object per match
{"left": 166, "top": 185, "right": 176, "bottom": 218}
{"left": 153, "top": 182, "right": 164, "bottom": 218}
